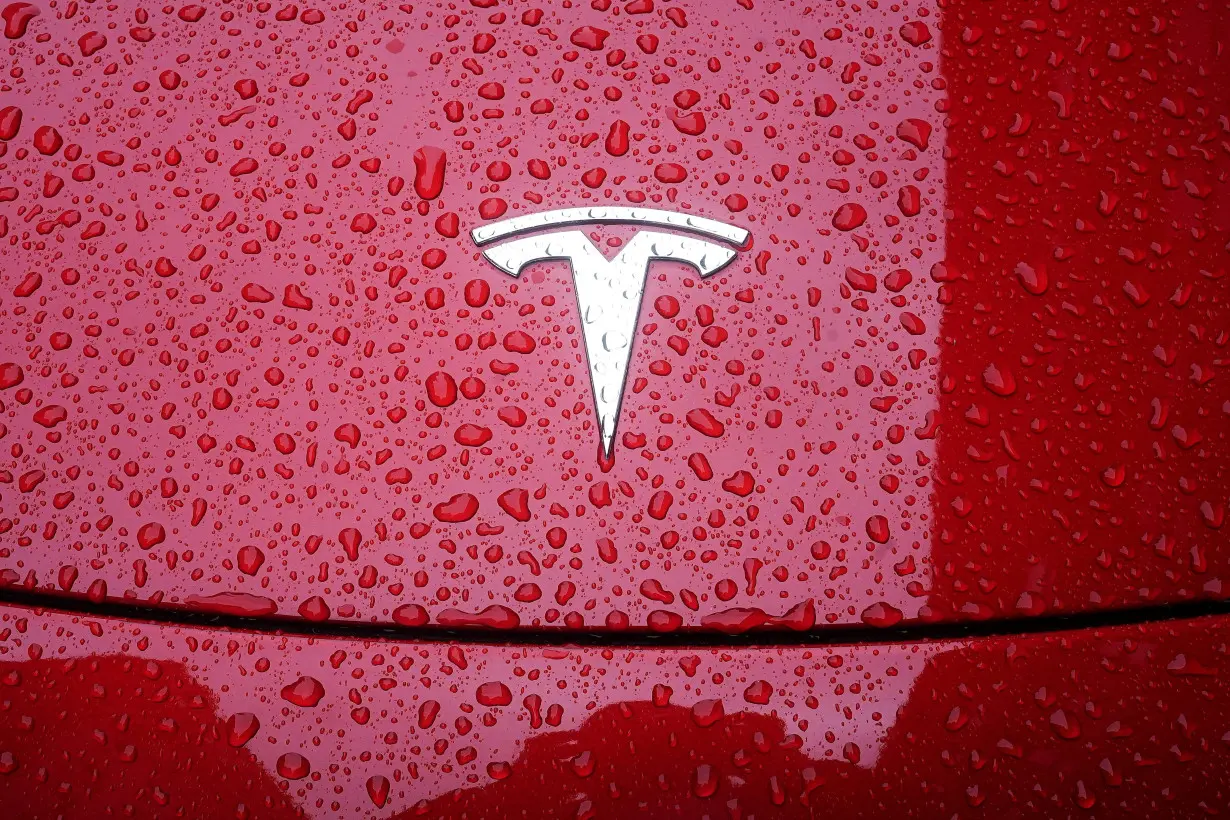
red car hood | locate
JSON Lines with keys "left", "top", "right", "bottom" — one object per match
{"left": 0, "top": 0, "right": 1227, "bottom": 635}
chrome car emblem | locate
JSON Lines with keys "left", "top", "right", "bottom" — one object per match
{"left": 472, "top": 207, "right": 749, "bottom": 458}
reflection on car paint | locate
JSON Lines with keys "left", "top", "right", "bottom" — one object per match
{"left": 2, "top": 604, "right": 1229, "bottom": 817}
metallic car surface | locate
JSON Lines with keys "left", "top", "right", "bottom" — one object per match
{"left": 1, "top": 0, "right": 1229, "bottom": 816}
{"left": 2, "top": 603, "right": 1230, "bottom": 818}
{"left": 1, "top": 0, "right": 1225, "bottom": 633}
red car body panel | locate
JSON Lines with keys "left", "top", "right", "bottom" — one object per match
{"left": 0, "top": 0, "right": 1228, "bottom": 816}
{"left": 0, "top": 0, "right": 1223, "bottom": 633}
{"left": 2, "top": 603, "right": 1230, "bottom": 818}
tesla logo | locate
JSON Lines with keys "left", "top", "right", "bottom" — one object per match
{"left": 472, "top": 207, "right": 749, "bottom": 458}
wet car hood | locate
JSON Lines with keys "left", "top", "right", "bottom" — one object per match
{"left": 0, "top": 0, "right": 1226, "bottom": 634}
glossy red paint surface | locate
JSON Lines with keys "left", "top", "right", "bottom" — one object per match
{"left": 0, "top": 604, "right": 1228, "bottom": 817}
{"left": 0, "top": 0, "right": 1227, "bottom": 634}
